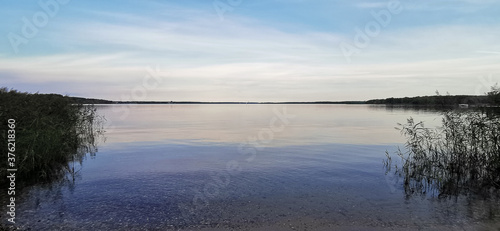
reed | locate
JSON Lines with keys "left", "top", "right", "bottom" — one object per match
{"left": 0, "top": 88, "right": 104, "bottom": 186}
{"left": 385, "top": 109, "right": 500, "bottom": 198}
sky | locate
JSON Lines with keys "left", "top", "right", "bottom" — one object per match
{"left": 1, "top": 0, "right": 500, "bottom": 102}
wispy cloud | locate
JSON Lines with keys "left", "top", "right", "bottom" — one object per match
{"left": 476, "top": 51, "right": 500, "bottom": 55}
{"left": 1, "top": 0, "right": 499, "bottom": 101}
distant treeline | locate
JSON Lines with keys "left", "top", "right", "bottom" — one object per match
{"left": 0, "top": 88, "right": 113, "bottom": 105}
{"left": 70, "top": 96, "right": 113, "bottom": 104}
{"left": 368, "top": 86, "right": 500, "bottom": 106}
{"left": 2, "top": 85, "right": 500, "bottom": 106}
{"left": 367, "top": 95, "right": 493, "bottom": 106}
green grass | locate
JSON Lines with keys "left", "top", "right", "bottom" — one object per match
{"left": 0, "top": 88, "right": 104, "bottom": 186}
{"left": 385, "top": 109, "right": 500, "bottom": 198}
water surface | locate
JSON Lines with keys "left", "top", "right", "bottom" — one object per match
{"left": 5, "top": 104, "right": 500, "bottom": 230}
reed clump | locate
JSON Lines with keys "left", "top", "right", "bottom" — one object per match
{"left": 0, "top": 88, "right": 104, "bottom": 186}
{"left": 386, "top": 109, "right": 500, "bottom": 198}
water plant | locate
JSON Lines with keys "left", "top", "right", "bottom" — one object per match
{"left": 385, "top": 109, "right": 500, "bottom": 198}
{"left": 0, "top": 88, "right": 104, "bottom": 186}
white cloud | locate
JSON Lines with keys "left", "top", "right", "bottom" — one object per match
{"left": 1, "top": 2, "right": 500, "bottom": 101}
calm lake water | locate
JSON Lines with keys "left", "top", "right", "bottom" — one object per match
{"left": 4, "top": 105, "right": 500, "bottom": 230}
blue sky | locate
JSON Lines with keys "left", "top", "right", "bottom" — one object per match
{"left": 1, "top": 0, "right": 500, "bottom": 101}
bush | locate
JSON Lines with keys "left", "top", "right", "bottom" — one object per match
{"left": 488, "top": 84, "right": 500, "bottom": 105}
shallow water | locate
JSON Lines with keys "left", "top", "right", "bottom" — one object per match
{"left": 3, "top": 104, "right": 500, "bottom": 230}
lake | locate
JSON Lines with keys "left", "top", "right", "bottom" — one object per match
{"left": 5, "top": 104, "right": 500, "bottom": 230}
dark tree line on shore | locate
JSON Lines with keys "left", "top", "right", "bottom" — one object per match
{"left": 366, "top": 95, "right": 489, "bottom": 106}
{"left": 367, "top": 85, "right": 500, "bottom": 107}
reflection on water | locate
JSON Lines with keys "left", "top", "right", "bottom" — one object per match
{"left": 0, "top": 104, "right": 105, "bottom": 229}
{"left": 3, "top": 105, "right": 500, "bottom": 230}
{"left": 99, "top": 104, "right": 442, "bottom": 146}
